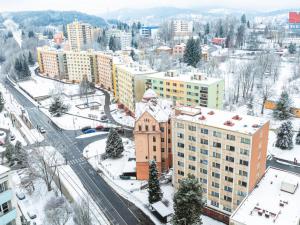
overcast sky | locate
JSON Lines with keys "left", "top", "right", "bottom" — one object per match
{"left": 0, "top": 0, "right": 299, "bottom": 15}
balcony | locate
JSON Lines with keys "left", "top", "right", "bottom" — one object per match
{"left": 0, "top": 208, "right": 17, "bottom": 225}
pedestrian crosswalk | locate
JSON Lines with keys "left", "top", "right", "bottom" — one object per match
{"left": 68, "top": 157, "right": 86, "bottom": 165}
{"left": 267, "top": 155, "right": 273, "bottom": 161}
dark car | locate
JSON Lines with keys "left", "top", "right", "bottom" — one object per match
{"left": 83, "top": 129, "right": 96, "bottom": 134}
{"left": 102, "top": 127, "right": 110, "bottom": 132}
{"left": 81, "top": 126, "right": 92, "bottom": 132}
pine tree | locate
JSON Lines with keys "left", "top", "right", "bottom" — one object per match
{"left": 49, "top": 96, "right": 69, "bottom": 117}
{"left": 0, "top": 92, "right": 5, "bottom": 113}
{"left": 183, "top": 38, "right": 201, "bottom": 68}
{"left": 241, "top": 14, "right": 247, "bottom": 24}
{"left": 5, "top": 144, "right": 14, "bottom": 163}
{"left": 109, "top": 36, "right": 117, "bottom": 52}
{"left": 148, "top": 160, "right": 162, "bottom": 204}
{"left": 105, "top": 129, "right": 124, "bottom": 158}
{"left": 288, "top": 43, "right": 296, "bottom": 54}
{"left": 276, "top": 121, "right": 294, "bottom": 150}
{"left": 296, "top": 129, "right": 300, "bottom": 145}
{"left": 273, "top": 91, "right": 292, "bottom": 120}
{"left": 173, "top": 174, "right": 203, "bottom": 225}
{"left": 28, "top": 31, "right": 35, "bottom": 38}
{"left": 28, "top": 51, "right": 34, "bottom": 66}
{"left": 205, "top": 23, "right": 210, "bottom": 35}
{"left": 247, "top": 21, "right": 250, "bottom": 29}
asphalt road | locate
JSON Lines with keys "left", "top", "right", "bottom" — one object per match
{"left": 3, "top": 78, "right": 153, "bottom": 225}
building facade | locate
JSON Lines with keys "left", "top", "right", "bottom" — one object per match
{"left": 95, "top": 52, "right": 113, "bottom": 90}
{"left": 134, "top": 90, "right": 173, "bottom": 180}
{"left": 289, "top": 12, "right": 300, "bottom": 33}
{"left": 67, "top": 20, "right": 93, "bottom": 50}
{"left": 146, "top": 70, "right": 224, "bottom": 109}
{"left": 0, "top": 166, "right": 20, "bottom": 225}
{"left": 172, "top": 106, "right": 269, "bottom": 222}
{"left": 173, "top": 43, "right": 186, "bottom": 56}
{"left": 139, "top": 26, "right": 159, "bottom": 38}
{"left": 106, "top": 29, "right": 132, "bottom": 50}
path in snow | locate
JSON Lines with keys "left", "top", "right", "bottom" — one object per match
{"left": 3, "top": 19, "right": 22, "bottom": 48}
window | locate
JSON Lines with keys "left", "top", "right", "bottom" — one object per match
{"left": 240, "top": 148, "right": 249, "bottom": 156}
{"left": 177, "top": 152, "right": 184, "bottom": 157}
{"left": 188, "top": 135, "right": 196, "bottom": 142}
{"left": 138, "top": 125, "right": 142, "bottom": 131}
{"left": 212, "top": 162, "right": 220, "bottom": 169}
{"left": 237, "top": 191, "right": 247, "bottom": 197}
{"left": 187, "top": 85, "right": 192, "bottom": 89}
{"left": 189, "top": 165, "right": 196, "bottom": 170}
{"left": 213, "top": 131, "right": 222, "bottom": 138}
{"left": 200, "top": 168, "right": 207, "bottom": 174}
{"left": 178, "top": 161, "right": 184, "bottom": 167}
{"left": 240, "top": 160, "right": 249, "bottom": 166}
{"left": 177, "top": 123, "right": 184, "bottom": 128}
{"left": 224, "top": 196, "right": 232, "bottom": 202}
{"left": 213, "top": 152, "right": 221, "bottom": 158}
{"left": 225, "top": 166, "right": 234, "bottom": 173}
{"left": 227, "top": 134, "right": 235, "bottom": 141}
{"left": 153, "top": 136, "right": 156, "bottom": 142}
{"left": 224, "top": 186, "right": 232, "bottom": 192}
{"left": 213, "top": 142, "right": 221, "bottom": 148}
{"left": 200, "top": 139, "right": 208, "bottom": 145}
{"left": 239, "top": 170, "right": 248, "bottom": 177}
{"left": 161, "top": 148, "right": 165, "bottom": 152}
{"left": 212, "top": 172, "right": 220, "bottom": 179}
{"left": 238, "top": 180, "right": 247, "bottom": 187}
{"left": 152, "top": 125, "right": 156, "bottom": 131}
{"left": 201, "top": 128, "right": 208, "bottom": 134}
{"left": 211, "top": 191, "right": 219, "bottom": 197}
{"left": 189, "top": 155, "right": 196, "bottom": 161}
{"left": 211, "top": 201, "right": 219, "bottom": 207}
{"left": 177, "top": 142, "right": 184, "bottom": 148}
{"left": 223, "top": 206, "right": 231, "bottom": 212}
{"left": 226, "top": 145, "right": 235, "bottom": 152}
{"left": 177, "top": 133, "right": 184, "bottom": 138}
{"left": 201, "top": 149, "right": 208, "bottom": 155}
{"left": 200, "top": 159, "right": 208, "bottom": 165}
{"left": 226, "top": 156, "right": 234, "bottom": 162}
{"left": 241, "top": 137, "right": 251, "bottom": 144}
{"left": 160, "top": 127, "right": 164, "bottom": 132}
{"left": 225, "top": 176, "right": 233, "bottom": 183}
{"left": 1, "top": 202, "right": 9, "bottom": 214}
{"left": 189, "top": 145, "right": 196, "bottom": 152}
{"left": 212, "top": 182, "right": 220, "bottom": 188}
{"left": 145, "top": 125, "right": 149, "bottom": 131}
{"left": 178, "top": 170, "right": 184, "bottom": 176}
{"left": 200, "top": 178, "right": 207, "bottom": 184}
{"left": 188, "top": 125, "right": 196, "bottom": 131}
{"left": 0, "top": 181, "right": 8, "bottom": 193}
{"left": 154, "top": 156, "right": 157, "bottom": 161}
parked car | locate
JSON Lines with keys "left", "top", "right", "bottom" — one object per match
{"left": 81, "top": 126, "right": 91, "bottom": 132}
{"left": 27, "top": 211, "right": 37, "bottom": 219}
{"left": 100, "top": 115, "right": 108, "bottom": 121}
{"left": 39, "top": 127, "right": 46, "bottom": 134}
{"left": 95, "top": 125, "right": 104, "bottom": 130}
{"left": 10, "top": 134, "right": 15, "bottom": 141}
{"left": 83, "top": 129, "right": 96, "bottom": 134}
{"left": 16, "top": 192, "right": 25, "bottom": 200}
{"left": 102, "top": 127, "right": 110, "bottom": 132}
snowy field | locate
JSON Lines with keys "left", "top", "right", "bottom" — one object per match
{"left": 110, "top": 104, "right": 135, "bottom": 127}
{"left": 83, "top": 137, "right": 225, "bottom": 225}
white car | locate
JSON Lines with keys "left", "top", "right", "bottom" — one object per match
{"left": 39, "top": 127, "right": 46, "bottom": 134}
{"left": 16, "top": 192, "right": 25, "bottom": 200}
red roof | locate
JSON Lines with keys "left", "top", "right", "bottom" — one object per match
{"left": 289, "top": 12, "right": 300, "bottom": 23}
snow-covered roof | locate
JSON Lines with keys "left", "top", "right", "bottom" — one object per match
{"left": 151, "top": 201, "right": 173, "bottom": 218}
{"left": 174, "top": 106, "right": 269, "bottom": 135}
{"left": 0, "top": 165, "right": 10, "bottom": 175}
{"left": 135, "top": 91, "right": 173, "bottom": 122}
{"left": 230, "top": 167, "right": 300, "bottom": 225}
{"left": 157, "top": 46, "right": 172, "bottom": 51}
{"left": 116, "top": 63, "right": 157, "bottom": 76}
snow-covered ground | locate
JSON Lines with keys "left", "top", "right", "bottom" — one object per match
{"left": 110, "top": 104, "right": 135, "bottom": 127}
{"left": 3, "top": 19, "right": 22, "bottom": 47}
{"left": 83, "top": 137, "right": 224, "bottom": 225}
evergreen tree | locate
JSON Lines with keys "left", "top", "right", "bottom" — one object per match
{"left": 204, "top": 23, "right": 210, "bottom": 35}
{"left": 21, "top": 59, "right": 31, "bottom": 78}
{"left": 28, "top": 31, "right": 35, "bottom": 38}
{"left": 288, "top": 43, "right": 296, "bottom": 54}
{"left": 247, "top": 21, "right": 250, "bottom": 29}
{"left": 241, "top": 14, "right": 247, "bottom": 24}
{"left": 109, "top": 36, "right": 119, "bottom": 52}
{"left": 183, "top": 38, "right": 201, "bottom": 68}
{"left": 173, "top": 174, "right": 204, "bottom": 225}
{"left": 130, "top": 50, "right": 137, "bottom": 61}
{"left": 49, "top": 96, "right": 69, "bottom": 117}
{"left": 28, "top": 51, "right": 34, "bottom": 66}
{"left": 148, "top": 160, "right": 162, "bottom": 204}
{"left": 105, "top": 129, "right": 124, "bottom": 158}
{"left": 275, "top": 121, "right": 294, "bottom": 150}
{"left": 63, "top": 24, "right": 68, "bottom": 38}
{"left": 5, "top": 144, "right": 14, "bottom": 163}
{"left": 273, "top": 91, "right": 292, "bottom": 120}
{"left": 296, "top": 129, "right": 300, "bottom": 145}
{"left": 0, "top": 91, "right": 5, "bottom": 113}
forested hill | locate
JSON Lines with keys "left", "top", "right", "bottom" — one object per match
{"left": 3, "top": 10, "right": 107, "bottom": 27}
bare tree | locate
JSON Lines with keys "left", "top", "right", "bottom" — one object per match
{"left": 79, "top": 77, "right": 95, "bottom": 107}
{"left": 44, "top": 196, "right": 72, "bottom": 225}
{"left": 73, "top": 199, "right": 92, "bottom": 225}
{"left": 260, "top": 81, "right": 273, "bottom": 114}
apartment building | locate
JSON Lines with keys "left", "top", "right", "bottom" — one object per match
{"left": 106, "top": 29, "right": 132, "bottom": 50}
{"left": 230, "top": 167, "right": 300, "bottom": 225}
{"left": 146, "top": 70, "right": 224, "bottom": 109}
{"left": 134, "top": 89, "right": 173, "bottom": 180}
{"left": 37, "top": 46, "right": 67, "bottom": 79}
{"left": 0, "top": 166, "right": 20, "bottom": 225}
{"left": 172, "top": 106, "right": 269, "bottom": 222}
{"left": 173, "top": 43, "right": 186, "bottom": 56}
{"left": 115, "top": 63, "right": 159, "bottom": 114}
{"left": 172, "top": 20, "right": 193, "bottom": 41}
{"left": 67, "top": 20, "right": 94, "bottom": 50}
{"left": 95, "top": 52, "right": 113, "bottom": 90}
{"left": 65, "top": 50, "right": 97, "bottom": 83}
